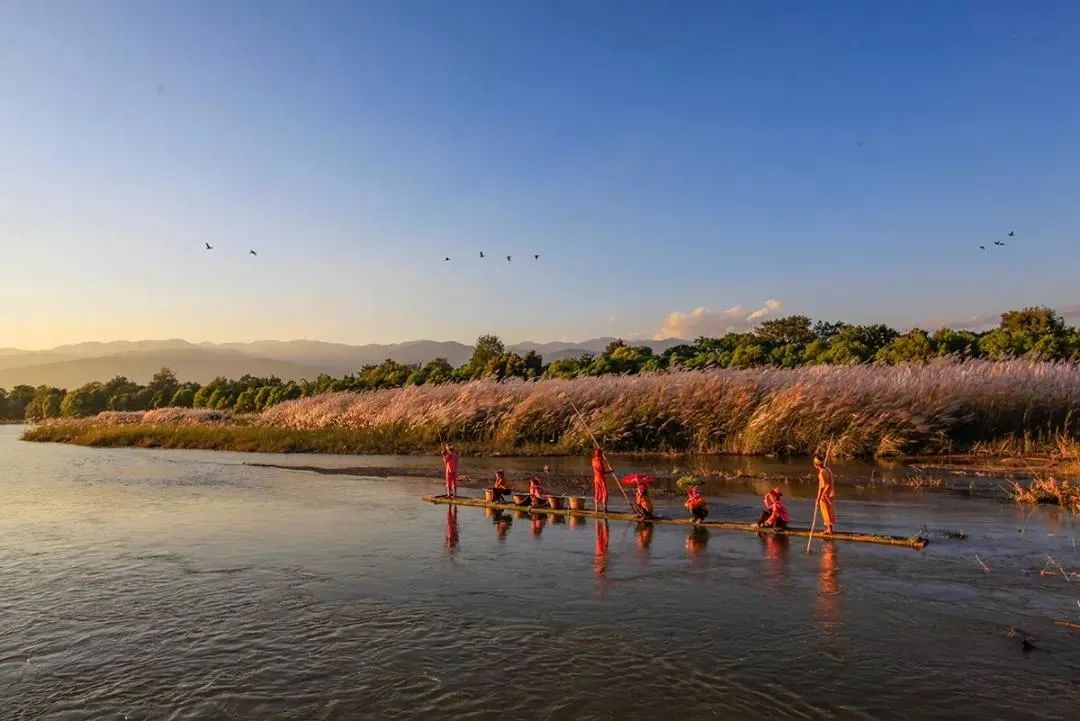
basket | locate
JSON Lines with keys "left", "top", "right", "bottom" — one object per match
{"left": 546, "top": 496, "right": 565, "bottom": 510}
{"left": 512, "top": 493, "right": 531, "bottom": 505}
{"left": 483, "top": 489, "right": 495, "bottom": 502}
{"left": 566, "top": 496, "right": 587, "bottom": 511}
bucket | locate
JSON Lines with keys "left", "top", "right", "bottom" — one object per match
{"left": 547, "top": 496, "right": 565, "bottom": 510}
{"left": 567, "top": 496, "right": 587, "bottom": 511}
{"left": 512, "top": 493, "right": 531, "bottom": 506}
{"left": 483, "top": 489, "right": 495, "bottom": 502}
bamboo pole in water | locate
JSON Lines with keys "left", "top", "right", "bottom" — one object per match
{"left": 563, "top": 392, "right": 637, "bottom": 513}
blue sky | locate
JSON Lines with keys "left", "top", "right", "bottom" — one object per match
{"left": 1, "top": 0, "right": 1078, "bottom": 348}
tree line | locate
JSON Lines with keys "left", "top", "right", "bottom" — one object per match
{"left": 3, "top": 306, "right": 1078, "bottom": 421}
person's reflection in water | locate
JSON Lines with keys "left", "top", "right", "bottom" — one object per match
{"left": 594, "top": 519, "right": 610, "bottom": 599}
{"left": 444, "top": 506, "right": 459, "bottom": 553}
{"left": 815, "top": 541, "right": 842, "bottom": 633}
{"left": 635, "top": 522, "right": 654, "bottom": 564}
{"left": 758, "top": 531, "right": 789, "bottom": 588}
{"left": 530, "top": 513, "right": 546, "bottom": 538}
{"left": 685, "top": 525, "right": 709, "bottom": 567}
{"left": 491, "top": 509, "right": 512, "bottom": 541}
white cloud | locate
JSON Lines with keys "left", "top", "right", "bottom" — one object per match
{"left": 654, "top": 299, "right": 782, "bottom": 340}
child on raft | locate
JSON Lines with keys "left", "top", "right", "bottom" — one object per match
{"left": 684, "top": 486, "right": 709, "bottom": 523}
{"left": 528, "top": 476, "right": 544, "bottom": 506}
{"left": 634, "top": 483, "right": 655, "bottom": 520}
{"left": 491, "top": 469, "right": 510, "bottom": 503}
{"left": 756, "top": 488, "right": 789, "bottom": 530}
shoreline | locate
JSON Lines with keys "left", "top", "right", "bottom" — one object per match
{"left": 20, "top": 421, "right": 1080, "bottom": 483}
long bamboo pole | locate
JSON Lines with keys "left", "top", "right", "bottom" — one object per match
{"left": 563, "top": 393, "right": 637, "bottom": 512}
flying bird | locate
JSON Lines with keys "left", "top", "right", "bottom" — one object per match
{"left": 156, "top": 84, "right": 165, "bottom": 95}
{"left": 979, "top": 245, "right": 986, "bottom": 250}
{"left": 249, "top": 249, "right": 257, "bottom": 256}
{"left": 444, "top": 256, "right": 451, "bottom": 262}
{"left": 479, "top": 251, "right": 485, "bottom": 258}
{"left": 204, "top": 242, "right": 213, "bottom": 250}
{"left": 506, "top": 255, "right": 512, "bottom": 262}
{"left": 1008, "top": 231, "right": 1015, "bottom": 237}
{"left": 994, "top": 241, "right": 1005, "bottom": 246}
{"left": 533, "top": 254, "right": 540, "bottom": 260}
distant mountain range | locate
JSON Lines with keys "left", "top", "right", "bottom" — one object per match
{"left": 0, "top": 337, "right": 689, "bottom": 389}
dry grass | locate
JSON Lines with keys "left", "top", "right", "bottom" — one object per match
{"left": 258, "top": 359, "right": 1080, "bottom": 457}
{"left": 24, "top": 359, "right": 1080, "bottom": 458}
{"left": 1011, "top": 476, "right": 1080, "bottom": 513}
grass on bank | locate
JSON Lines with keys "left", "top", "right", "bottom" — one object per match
{"left": 22, "top": 360, "right": 1080, "bottom": 461}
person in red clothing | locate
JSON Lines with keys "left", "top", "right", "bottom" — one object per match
{"left": 528, "top": 476, "right": 544, "bottom": 505}
{"left": 756, "top": 488, "right": 789, "bottom": 529}
{"left": 591, "top": 448, "right": 609, "bottom": 512}
{"left": 684, "top": 486, "right": 709, "bottom": 523}
{"left": 441, "top": 444, "right": 459, "bottom": 497}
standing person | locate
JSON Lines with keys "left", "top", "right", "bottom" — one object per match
{"left": 591, "top": 448, "right": 609, "bottom": 513}
{"left": 441, "top": 444, "right": 459, "bottom": 498}
{"left": 814, "top": 456, "right": 836, "bottom": 534}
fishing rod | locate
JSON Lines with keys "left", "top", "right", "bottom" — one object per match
{"left": 562, "top": 392, "right": 637, "bottom": 512}
{"left": 806, "top": 440, "right": 832, "bottom": 553}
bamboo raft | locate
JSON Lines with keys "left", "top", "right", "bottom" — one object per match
{"left": 423, "top": 494, "right": 928, "bottom": 549}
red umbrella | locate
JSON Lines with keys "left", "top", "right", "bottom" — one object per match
{"left": 621, "top": 473, "right": 655, "bottom": 486}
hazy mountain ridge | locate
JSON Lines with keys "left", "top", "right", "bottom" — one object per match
{"left": 0, "top": 337, "right": 688, "bottom": 388}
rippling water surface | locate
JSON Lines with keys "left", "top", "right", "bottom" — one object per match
{"left": 2, "top": 426, "right": 1078, "bottom": 720}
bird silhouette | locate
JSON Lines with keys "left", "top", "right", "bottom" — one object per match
{"left": 479, "top": 251, "right": 485, "bottom": 258}
{"left": 994, "top": 241, "right": 1005, "bottom": 246}
{"left": 506, "top": 255, "right": 512, "bottom": 262}
{"left": 156, "top": 84, "right": 165, "bottom": 96}
{"left": 204, "top": 242, "right": 213, "bottom": 250}
{"left": 979, "top": 245, "right": 986, "bottom": 250}
{"left": 533, "top": 254, "right": 540, "bottom": 260}
{"left": 249, "top": 250, "right": 257, "bottom": 256}
{"left": 1008, "top": 231, "right": 1015, "bottom": 237}
{"left": 444, "top": 257, "right": 451, "bottom": 262}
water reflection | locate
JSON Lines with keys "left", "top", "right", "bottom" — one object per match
{"left": 444, "top": 506, "right": 459, "bottom": 552}
{"left": 594, "top": 519, "right": 609, "bottom": 577}
{"left": 635, "top": 522, "right": 654, "bottom": 564}
{"left": 685, "top": 526, "right": 709, "bottom": 566}
{"left": 530, "top": 513, "right": 546, "bottom": 538}
{"left": 759, "top": 532, "right": 789, "bottom": 588}
{"left": 488, "top": 509, "right": 512, "bottom": 541}
{"left": 816, "top": 542, "right": 842, "bottom": 632}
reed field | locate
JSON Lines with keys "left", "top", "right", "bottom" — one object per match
{"left": 26, "top": 360, "right": 1080, "bottom": 459}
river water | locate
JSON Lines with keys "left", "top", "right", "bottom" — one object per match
{"left": 1, "top": 425, "right": 1077, "bottom": 720}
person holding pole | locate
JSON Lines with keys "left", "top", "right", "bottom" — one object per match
{"left": 814, "top": 456, "right": 836, "bottom": 535}
{"left": 441, "top": 443, "right": 459, "bottom": 498}
{"left": 591, "top": 447, "right": 609, "bottom": 513}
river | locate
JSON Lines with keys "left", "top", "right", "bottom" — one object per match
{"left": 1, "top": 425, "right": 1077, "bottom": 720}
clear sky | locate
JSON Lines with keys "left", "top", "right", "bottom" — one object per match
{"left": 2, "top": 1, "right": 1078, "bottom": 349}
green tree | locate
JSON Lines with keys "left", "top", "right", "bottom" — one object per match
{"left": 60, "top": 382, "right": 108, "bottom": 417}
{"left": 1000, "top": 307, "right": 1065, "bottom": 336}
{"left": 25, "top": 386, "right": 65, "bottom": 420}
{"left": 756, "top": 315, "right": 815, "bottom": 345}
{"left": 234, "top": 388, "right": 258, "bottom": 413}
{"left": 466, "top": 335, "right": 506, "bottom": 378}
{"left": 170, "top": 387, "right": 196, "bottom": 407}
{"left": 876, "top": 330, "right": 934, "bottom": 364}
